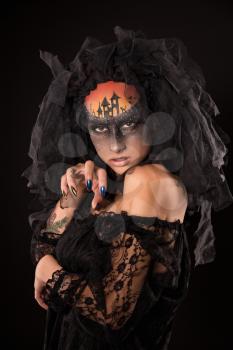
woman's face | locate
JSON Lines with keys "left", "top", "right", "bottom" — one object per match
{"left": 88, "top": 116, "right": 151, "bottom": 175}
{"left": 85, "top": 81, "right": 151, "bottom": 175}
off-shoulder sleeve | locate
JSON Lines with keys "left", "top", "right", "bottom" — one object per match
{"left": 41, "top": 213, "right": 182, "bottom": 330}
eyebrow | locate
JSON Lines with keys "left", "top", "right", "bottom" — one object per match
{"left": 87, "top": 111, "right": 142, "bottom": 128}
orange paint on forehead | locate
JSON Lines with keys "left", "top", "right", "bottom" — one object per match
{"left": 84, "top": 81, "right": 140, "bottom": 118}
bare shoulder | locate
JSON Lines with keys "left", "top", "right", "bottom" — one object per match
{"left": 121, "top": 163, "right": 188, "bottom": 223}
{"left": 123, "top": 163, "right": 177, "bottom": 189}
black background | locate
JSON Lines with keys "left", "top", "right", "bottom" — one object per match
{"left": 2, "top": 0, "right": 233, "bottom": 349}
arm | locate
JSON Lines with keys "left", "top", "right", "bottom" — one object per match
{"left": 33, "top": 192, "right": 87, "bottom": 309}
{"left": 39, "top": 165, "right": 186, "bottom": 329}
{"left": 41, "top": 231, "right": 151, "bottom": 328}
{"left": 31, "top": 191, "right": 85, "bottom": 266}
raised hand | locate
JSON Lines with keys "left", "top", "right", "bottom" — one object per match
{"left": 60, "top": 160, "right": 108, "bottom": 210}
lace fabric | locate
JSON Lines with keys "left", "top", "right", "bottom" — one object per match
{"left": 30, "top": 218, "right": 63, "bottom": 266}
{"left": 41, "top": 210, "right": 184, "bottom": 331}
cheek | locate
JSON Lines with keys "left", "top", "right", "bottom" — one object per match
{"left": 126, "top": 131, "right": 151, "bottom": 157}
{"left": 126, "top": 126, "right": 148, "bottom": 147}
{"left": 89, "top": 134, "right": 106, "bottom": 153}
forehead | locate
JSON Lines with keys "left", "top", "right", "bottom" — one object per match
{"left": 84, "top": 81, "right": 140, "bottom": 120}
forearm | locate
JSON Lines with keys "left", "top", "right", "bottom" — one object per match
{"left": 41, "top": 190, "right": 88, "bottom": 235}
{"left": 31, "top": 190, "right": 88, "bottom": 265}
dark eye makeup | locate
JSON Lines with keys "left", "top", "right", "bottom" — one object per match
{"left": 88, "top": 113, "right": 143, "bottom": 134}
{"left": 90, "top": 121, "right": 138, "bottom": 134}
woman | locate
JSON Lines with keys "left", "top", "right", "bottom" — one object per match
{"left": 22, "top": 26, "right": 233, "bottom": 349}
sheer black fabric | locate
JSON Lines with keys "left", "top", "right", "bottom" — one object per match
{"left": 30, "top": 205, "right": 62, "bottom": 266}
{"left": 34, "top": 208, "right": 191, "bottom": 350}
{"left": 21, "top": 25, "right": 233, "bottom": 270}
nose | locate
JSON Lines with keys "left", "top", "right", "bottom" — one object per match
{"left": 109, "top": 131, "right": 126, "bottom": 153}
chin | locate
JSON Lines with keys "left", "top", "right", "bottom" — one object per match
{"left": 109, "top": 162, "right": 138, "bottom": 175}
{"left": 110, "top": 167, "right": 127, "bottom": 175}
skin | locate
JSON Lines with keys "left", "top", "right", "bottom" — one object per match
{"left": 87, "top": 114, "right": 151, "bottom": 176}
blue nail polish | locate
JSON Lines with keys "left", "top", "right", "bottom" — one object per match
{"left": 100, "top": 186, "right": 106, "bottom": 197}
{"left": 86, "top": 179, "right": 92, "bottom": 191}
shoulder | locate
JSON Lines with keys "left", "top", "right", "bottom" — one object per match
{"left": 121, "top": 164, "right": 188, "bottom": 223}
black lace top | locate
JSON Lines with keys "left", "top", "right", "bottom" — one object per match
{"left": 32, "top": 208, "right": 191, "bottom": 350}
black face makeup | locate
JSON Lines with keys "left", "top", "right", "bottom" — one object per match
{"left": 84, "top": 80, "right": 151, "bottom": 175}
{"left": 87, "top": 112, "right": 144, "bottom": 138}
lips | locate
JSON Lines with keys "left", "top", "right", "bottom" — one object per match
{"left": 110, "top": 157, "right": 130, "bottom": 166}
{"left": 111, "top": 157, "right": 128, "bottom": 161}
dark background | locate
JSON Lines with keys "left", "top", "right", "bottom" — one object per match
{"left": 2, "top": 0, "right": 233, "bottom": 349}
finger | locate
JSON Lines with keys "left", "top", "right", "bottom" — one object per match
{"left": 95, "top": 167, "right": 107, "bottom": 198}
{"left": 34, "top": 290, "right": 48, "bottom": 310}
{"left": 61, "top": 174, "right": 69, "bottom": 197}
{"left": 84, "top": 160, "right": 95, "bottom": 191}
{"left": 66, "top": 166, "right": 81, "bottom": 197}
{"left": 92, "top": 167, "right": 107, "bottom": 209}
{"left": 91, "top": 184, "right": 103, "bottom": 209}
{"left": 36, "top": 297, "right": 48, "bottom": 310}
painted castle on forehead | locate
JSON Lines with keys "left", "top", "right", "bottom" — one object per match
{"left": 84, "top": 81, "right": 140, "bottom": 119}
{"left": 89, "top": 91, "right": 134, "bottom": 118}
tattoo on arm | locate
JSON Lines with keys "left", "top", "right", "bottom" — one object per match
{"left": 47, "top": 211, "right": 57, "bottom": 227}
{"left": 41, "top": 216, "right": 69, "bottom": 234}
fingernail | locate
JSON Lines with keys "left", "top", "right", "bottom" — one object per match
{"left": 86, "top": 179, "right": 92, "bottom": 191}
{"left": 100, "top": 186, "right": 106, "bottom": 197}
{"left": 71, "top": 186, "right": 77, "bottom": 197}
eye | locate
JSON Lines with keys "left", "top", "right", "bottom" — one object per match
{"left": 121, "top": 122, "right": 136, "bottom": 129}
{"left": 90, "top": 121, "right": 137, "bottom": 134}
{"left": 93, "top": 126, "right": 108, "bottom": 133}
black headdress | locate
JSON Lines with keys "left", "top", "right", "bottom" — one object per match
{"left": 21, "top": 25, "right": 233, "bottom": 268}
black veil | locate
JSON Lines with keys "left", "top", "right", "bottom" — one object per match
{"left": 21, "top": 25, "right": 233, "bottom": 268}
